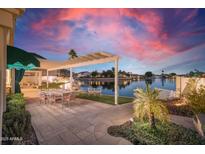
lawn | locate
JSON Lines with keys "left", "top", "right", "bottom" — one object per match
{"left": 39, "top": 82, "right": 65, "bottom": 89}
{"left": 108, "top": 120, "right": 205, "bottom": 145}
{"left": 76, "top": 93, "right": 134, "bottom": 105}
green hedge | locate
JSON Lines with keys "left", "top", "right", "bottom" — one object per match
{"left": 6, "top": 93, "right": 25, "bottom": 112}
{"left": 3, "top": 93, "right": 31, "bottom": 144}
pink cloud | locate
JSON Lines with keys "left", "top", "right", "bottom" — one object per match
{"left": 31, "top": 11, "right": 72, "bottom": 41}
{"left": 183, "top": 9, "right": 199, "bottom": 22}
{"left": 30, "top": 9, "right": 193, "bottom": 62}
{"left": 119, "top": 9, "right": 163, "bottom": 35}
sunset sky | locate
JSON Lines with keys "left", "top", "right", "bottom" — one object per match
{"left": 15, "top": 8, "right": 205, "bottom": 74}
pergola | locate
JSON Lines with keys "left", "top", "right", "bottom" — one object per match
{"left": 37, "top": 52, "right": 120, "bottom": 105}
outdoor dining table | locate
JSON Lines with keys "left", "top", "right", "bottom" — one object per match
{"left": 40, "top": 89, "right": 73, "bottom": 104}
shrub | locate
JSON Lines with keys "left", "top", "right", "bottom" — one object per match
{"left": 6, "top": 93, "right": 24, "bottom": 101}
{"left": 6, "top": 94, "right": 25, "bottom": 112}
{"left": 3, "top": 111, "right": 31, "bottom": 140}
{"left": 185, "top": 79, "right": 205, "bottom": 137}
{"left": 108, "top": 120, "right": 205, "bottom": 145}
{"left": 133, "top": 84, "right": 169, "bottom": 128}
{"left": 166, "top": 103, "right": 193, "bottom": 117}
{"left": 3, "top": 93, "right": 31, "bottom": 144}
{"left": 131, "top": 120, "right": 205, "bottom": 145}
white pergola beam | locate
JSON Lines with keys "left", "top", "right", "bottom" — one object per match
{"left": 98, "top": 52, "right": 113, "bottom": 57}
{"left": 47, "top": 56, "right": 119, "bottom": 71}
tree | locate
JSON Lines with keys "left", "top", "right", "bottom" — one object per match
{"left": 107, "top": 70, "right": 114, "bottom": 78}
{"left": 133, "top": 84, "right": 169, "bottom": 128}
{"left": 169, "top": 73, "right": 176, "bottom": 76}
{"left": 185, "top": 79, "right": 205, "bottom": 137}
{"left": 145, "top": 72, "right": 153, "bottom": 85}
{"left": 188, "top": 69, "right": 203, "bottom": 77}
{"left": 111, "top": 67, "right": 115, "bottom": 73}
{"left": 91, "top": 71, "right": 98, "bottom": 78}
{"left": 68, "top": 49, "right": 78, "bottom": 60}
{"left": 161, "top": 70, "right": 164, "bottom": 75}
{"left": 145, "top": 71, "right": 153, "bottom": 78}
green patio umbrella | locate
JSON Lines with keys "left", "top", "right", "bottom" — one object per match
{"left": 7, "top": 45, "right": 41, "bottom": 93}
{"left": 7, "top": 62, "right": 38, "bottom": 70}
{"left": 7, "top": 45, "right": 40, "bottom": 68}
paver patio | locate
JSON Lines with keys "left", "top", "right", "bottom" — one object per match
{"left": 24, "top": 89, "right": 196, "bottom": 145}
{"left": 26, "top": 97, "right": 133, "bottom": 145}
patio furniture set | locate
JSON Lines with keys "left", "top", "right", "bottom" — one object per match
{"left": 88, "top": 88, "right": 102, "bottom": 95}
{"left": 21, "top": 82, "right": 39, "bottom": 89}
{"left": 40, "top": 89, "right": 76, "bottom": 107}
{"left": 157, "top": 88, "right": 180, "bottom": 100}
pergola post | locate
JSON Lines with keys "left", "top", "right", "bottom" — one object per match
{"left": 114, "top": 58, "right": 119, "bottom": 105}
{"left": 70, "top": 68, "right": 73, "bottom": 82}
{"left": 38, "top": 71, "right": 42, "bottom": 87}
{"left": 0, "top": 27, "right": 7, "bottom": 144}
{"left": 11, "top": 69, "right": 15, "bottom": 93}
{"left": 70, "top": 68, "right": 73, "bottom": 90}
{"left": 46, "top": 70, "right": 49, "bottom": 89}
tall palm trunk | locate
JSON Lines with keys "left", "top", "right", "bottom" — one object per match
{"left": 149, "top": 112, "right": 156, "bottom": 128}
{"left": 193, "top": 114, "right": 204, "bottom": 137}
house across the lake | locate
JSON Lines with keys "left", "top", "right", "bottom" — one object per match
{"left": 77, "top": 71, "right": 91, "bottom": 78}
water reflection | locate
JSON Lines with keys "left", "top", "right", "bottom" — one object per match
{"left": 79, "top": 78, "right": 176, "bottom": 97}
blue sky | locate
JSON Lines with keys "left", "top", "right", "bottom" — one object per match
{"left": 15, "top": 9, "right": 205, "bottom": 74}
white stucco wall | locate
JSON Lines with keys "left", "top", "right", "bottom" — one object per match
{"left": 0, "top": 9, "right": 25, "bottom": 144}
{"left": 176, "top": 76, "right": 205, "bottom": 96}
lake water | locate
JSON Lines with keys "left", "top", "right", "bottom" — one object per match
{"left": 79, "top": 78, "right": 176, "bottom": 97}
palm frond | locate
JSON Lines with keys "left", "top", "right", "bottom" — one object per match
{"left": 133, "top": 86, "right": 169, "bottom": 124}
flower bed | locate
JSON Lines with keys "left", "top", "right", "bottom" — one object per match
{"left": 166, "top": 103, "right": 193, "bottom": 117}
{"left": 108, "top": 120, "right": 205, "bottom": 145}
{"left": 162, "top": 99, "right": 194, "bottom": 117}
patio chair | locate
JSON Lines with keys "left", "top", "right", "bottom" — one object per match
{"left": 49, "top": 93, "right": 63, "bottom": 104}
{"left": 39, "top": 91, "right": 49, "bottom": 104}
{"left": 62, "top": 92, "right": 76, "bottom": 108}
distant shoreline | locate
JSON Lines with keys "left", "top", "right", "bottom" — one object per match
{"left": 77, "top": 76, "right": 176, "bottom": 82}
{"left": 77, "top": 77, "right": 132, "bottom": 82}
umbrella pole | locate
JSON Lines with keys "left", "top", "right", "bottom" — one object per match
{"left": 11, "top": 68, "right": 15, "bottom": 93}
{"left": 46, "top": 70, "right": 48, "bottom": 89}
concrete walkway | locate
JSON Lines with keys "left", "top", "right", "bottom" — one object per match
{"left": 26, "top": 98, "right": 133, "bottom": 145}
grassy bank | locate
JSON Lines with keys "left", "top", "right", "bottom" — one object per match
{"left": 39, "top": 82, "right": 65, "bottom": 89}
{"left": 76, "top": 93, "right": 134, "bottom": 105}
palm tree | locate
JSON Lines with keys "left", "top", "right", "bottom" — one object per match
{"left": 68, "top": 49, "right": 78, "bottom": 85}
{"left": 68, "top": 49, "right": 78, "bottom": 60}
{"left": 133, "top": 84, "right": 169, "bottom": 128}
{"left": 145, "top": 71, "right": 153, "bottom": 78}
